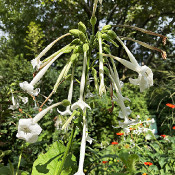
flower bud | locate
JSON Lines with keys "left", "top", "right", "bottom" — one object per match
{"left": 69, "top": 29, "right": 81, "bottom": 37}
{"left": 61, "top": 100, "right": 71, "bottom": 107}
{"left": 102, "top": 33, "right": 111, "bottom": 42}
{"left": 71, "top": 39, "right": 81, "bottom": 45}
{"left": 73, "top": 45, "right": 82, "bottom": 53}
{"left": 90, "top": 16, "right": 97, "bottom": 26}
{"left": 62, "top": 45, "right": 74, "bottom": 53}
{"left": 78, "top": 21, "right": 86, "bottom": 34}
{"left": 83, "top": 43, "right": 89, "bottom": 52}
{"left": 101, "top": 25, "right": 112, "bottom": 32}
{"left": 71, "top": 53, "right": 79, "bottom": 62}
{"left": 107, "top": 30, "right": 117, "bottom": 39}
{"left": 79, "top": 32, "right": 86, "bottom": 43}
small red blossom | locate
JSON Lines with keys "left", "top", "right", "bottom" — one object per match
{"left": 166, "top": 103, "right": 175, "bottom": 109}
{"left": 102, "top": 161, "right": 108, "bottom": 164}
{"left": 116, "top": 132, "right": 124, "bottom": 136}
{"left": 144, "top": 162, "right": 153, "bottom": 166}
{"left": 172, "top": 126, "right": 175, "bottom": 130}
{"left": 160, "top": 134, "right": 166, "bottom": 138}
{"left": 111, "top": 142, "right": 118, "bottom": 145}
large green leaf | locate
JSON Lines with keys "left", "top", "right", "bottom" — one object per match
{"left": 32, "top": 141, "right": 77, "bottom": 175}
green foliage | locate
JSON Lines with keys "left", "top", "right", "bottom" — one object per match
{"left": 24, "top": 21, "right": 45, "bottom": 57}
{"left": 32, "top": 141, "right": 77, "bottom": 175}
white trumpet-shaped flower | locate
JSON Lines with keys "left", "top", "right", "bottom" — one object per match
{"left": 71, "top": 51, "right": 90, "bottom": 111}
{"left": 31, "top": 59, "right": 42, "bottom": 70}
{"left": 19, "top": 81, "right": 40, "bottom": 96}
{"left": 18, "top": 96, "right": 28, "bottom": 104}
{"left": 104, "top": 54, "right": 153, "bottom": 92}
{"left": 129, "top": 65, "right": 153, "bottom": 92}
{"left": 9, "top": 92, "right": 19, "bottom": 110}
{"left": 31, "top": 34, "right": 69, "bottom": 70}
{"left": 16, "top": 118, "right": 42, "bottom": 143}
{"left": 71, "top": 99, "right": 91, "bottom": 111}
{"left": 118, "top": 107, "right": 132, "bottom": 119}
{"left": 17, "top": 101, "right": 63, "bottom": 143}
{"left": 57, "top": 107, "right": 72, "bottom": 116}
{"left": 20, "top": 52, "right": 63, "bottom": 96}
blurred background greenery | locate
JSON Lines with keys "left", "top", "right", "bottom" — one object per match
{"left": 0, "top": 0, "right": 175, "bottom": 174}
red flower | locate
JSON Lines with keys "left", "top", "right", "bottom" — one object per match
{"left": 172, "top": 126, "right": 175, "bottom": 130}
{"left": 116, "top": 132, "right": 124, "bottom": 136}
{"left": 111, "top": 142, "right": 118, "bottom": 145}
{"left": 102, "top": 161, "right": 108, "bottom": 164}
{"left": 166, "top": 103, "right": 175, "bottom": 108}
{"left": 160, "top": 134, "right": 166, "bottom": 138}
{"left": 144, "top": 162, "right": 153, "bottom": 166}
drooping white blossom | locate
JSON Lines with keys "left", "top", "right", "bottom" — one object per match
{"left": 16, "top": 118, "right": 42, "bottom": 143}
{"left": 20, "top": 52, "right": 63, "bottom": 96}
{"left": 129, "top": 65, "right": 153, "bottom": 92}
{"left": 71, "top": 51, "right": 91, "bottom": 111}
{"left": 18, "top": 96, "right": 28, "bottom": 104}
{"left": 9, "top": 92, "right": 19, "bottom": 110}
{"left": 104, "top": 54, "right": 153, "bottom": 92}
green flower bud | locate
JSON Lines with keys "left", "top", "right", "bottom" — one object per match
{"left": 83, "top": 43, "right": 89, "bottom": 52}
{"left": 62, "top": 45, "right": 74, "bottom": 53}
{"left": 104, "top": 66, "right": 110, "bottom": 76}
{"left": 78, "top": 21, "right": 86, "bottom": 34}
{"left": 97, "top": 31, "right": 102, "bottom": 40}
{"left": 107, "top": 30, "right": 117, "bottom": 39}
{"left": 69, "top": 29, "right": 81, "bottom": 37}
{"left": 71, "top": 39, "right": 81, "bottom": 45}
{"left": 73, "top": 45, "right": 82, "bottom": 53}
{"left": 102, "top": 33, "right": 111, "bottom": 42}
{"left": 79, "top": 32, "right": 86, "bottom": 43}
{"left": 103, "top": 47, "right": 111, "bottom": 54}
{"left": 90, "top": 16, "right": 97, "bottom": 26}
{"left": 101, "top": 25, "right": 112, "bottom": 32}
{"left": 61, "top": 100, "right": 70, "bottom": 106}
{"left": 71, "top": 53, "right": 79, "bottom": 62}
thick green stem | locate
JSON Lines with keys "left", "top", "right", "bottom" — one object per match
{"left": 56, "top": 125, "right": 75, "bottom": 175}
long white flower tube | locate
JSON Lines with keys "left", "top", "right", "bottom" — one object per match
{"left": 71, "top": 51, "right": 91, "bottom": 111}
{"left": 9, "top": 92, "right": 19, "bottom": 110}
{"left": 115, "top": 36, "right": 139, "bottom": 66}
{"left": 31, "top": 33, "right": 70, "bottom": 70}
{"left": 33, "top": 101, "right": 63, "bottom": 123}
{"left": 20, "top": 52, "right": 63, "bottom": 96}
{"left": 98, "top": 33, "right": 106, "bottom": 96}
{"left": 74, "top": 112, "right": 87, "bottom": 175}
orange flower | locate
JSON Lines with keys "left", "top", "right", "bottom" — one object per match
{"left": 144, "top": 162, "right": 153, "bottom": 166}
{"left": 116, "top": 132, "right": 124, "bottom": 136}
{"left": 172, "top": 126, "right": 175, "bottom": 130}
{"left": 111, "top": 142, "right": 118, "bottom": 145}
{"left": 142, "top": 173, "right": 147, "bottom": 175}
{"left": 19, "top": 108, "right": 23, "bottom": 113}
{"left": 102, "top": 161, "right": 108, "bottom": 164}
{"left": 160, "top": 134, "right": 166, "bottom": 138}
{"left": 166, "top": 103, "right": 175, "bottom": 108}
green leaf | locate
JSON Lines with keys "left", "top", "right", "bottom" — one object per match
{"left": 0, "top": 166, "right": 11, "bottom": 175}
{"left": 32, "top": 141, "right": 77, "bottom": 175}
